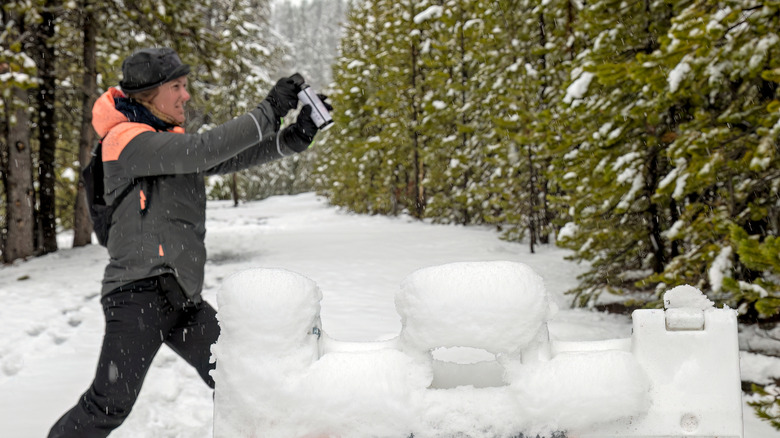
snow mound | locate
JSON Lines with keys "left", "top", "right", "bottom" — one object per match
{"left": 417, "top": 387, "right": 528, "bottom": 438}
{"left": 508, "top": 350, "right": 651, "bottom": 433}
{"left": 212, "top": 268, "right": 323, "bottom": 438}
{"left": 297, "top": 350, "right": 432, "bottom": 437}
{"left": 396, "top": 261, "right": 554, "bottom": 354}
{"left": 664, "top": 285, "right": 714, "bottom": 310}
{"left": 215, "top": 267, "right": 322, "bottom": 350}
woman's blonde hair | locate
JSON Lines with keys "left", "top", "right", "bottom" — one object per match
{"left": 125, "top": 86, "right": 180, "bottom": 126}
{"left": 126, "top": 88, "right": 158, "bottom": 104}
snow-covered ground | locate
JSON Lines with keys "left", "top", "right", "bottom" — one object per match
{"left": 0, "top": 193, "right": 777, "bottom": 437}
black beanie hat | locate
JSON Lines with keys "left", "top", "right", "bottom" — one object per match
{"left": 119, "top": 48, "right": 190, "bottom": 93}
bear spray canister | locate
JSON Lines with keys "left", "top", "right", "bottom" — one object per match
{"left": 297, "top": 84, "right": 334, "bottom": 131}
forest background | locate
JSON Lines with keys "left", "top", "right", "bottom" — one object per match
{"left": 1, "top": 0, "right": 779, "bottom": 429}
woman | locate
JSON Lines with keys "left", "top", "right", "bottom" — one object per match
{"left": 48, "top": 47, "right": 330, "bottom": 437}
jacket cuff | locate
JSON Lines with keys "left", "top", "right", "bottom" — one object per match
{"left": 276, "top": 128, "right": 301, "bottom": 156}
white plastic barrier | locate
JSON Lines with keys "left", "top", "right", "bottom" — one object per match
{"left": 580, "top": 286, "right": 744, "bottom": 438}
{"left": 212, "top": 262, "right": 743, "bottom": 438}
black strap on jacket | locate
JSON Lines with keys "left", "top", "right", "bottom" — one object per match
{"left": 83, "top": 140, "right": 152, "bottom": 246}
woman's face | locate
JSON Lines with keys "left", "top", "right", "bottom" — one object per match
{"left": 151, "top": 76, "right": 190, "bottom": 125}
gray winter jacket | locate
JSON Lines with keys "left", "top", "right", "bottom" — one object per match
{"left": 92, "top": 87, "right": 298, "bottom": 300}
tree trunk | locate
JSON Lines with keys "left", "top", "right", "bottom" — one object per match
{"left": 34, "top": 0, "right": 59, "bottom": 254}
{"left": 4, "top": 87, "right": 36, "bottom": 263}
{"left": 230, "top": 174, "right": 239, "bottom": 207}
{"left": 536, "top": 11, "right": 549, "bottom": 246}
{"left": 526, "top": 143, "right": 538, "bottom": 254}
{"left": 646, "top": 145, "right": 665, "bottom": 274}
{"left": 539, "top": 176, "right": 551, "bottom": 245}
{"left": 409, "top": 38, "right": 425, "bottom": 218}
{"left": 0, "top": 32, "right": 7, "bottom": 259}
{"left": 1, "top": 136, "right": 6, "bottom": 258}
{"left": 73, "top": 0, "right": 98, "bottom": 247}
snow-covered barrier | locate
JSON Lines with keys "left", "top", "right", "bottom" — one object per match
{"left": 579, "top": 285, "right": 744, "bottom": 438}
{"left": 211, "top": 262, "right": 743, "bottom": 438}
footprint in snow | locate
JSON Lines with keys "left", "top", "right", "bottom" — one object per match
{"left": 49, "top": 331, "right": 69, "bottom": 345}
{"left": 25, "top": 324, "right": 47, "bottom": 337}
{"left": 1, "top": 355, "right": 24, "bottom": 376}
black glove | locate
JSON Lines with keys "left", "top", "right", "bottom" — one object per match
{"left": 264, "top": 74, "right": 305, "bottom": 119}
{"left": 281, "top": 96, "right": 333, "bottom": 153}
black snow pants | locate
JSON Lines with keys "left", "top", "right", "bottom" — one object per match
{"left": 48, "top": 275, "right": 220, "bottom": 438}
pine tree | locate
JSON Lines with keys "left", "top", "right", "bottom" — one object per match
{"left": 489, "top": 0, "right": 581, "bottom": 252}
{"left": 553, "top": 0, "right": 682, "bottom": 306}
{"left": 390, "top": 0, "right": 434, "bottom": 218}
{"left": 480, "top": 0, "right": 529, "bottom": 241}
{"left": 423, "top": 0, "right": 498, "bottom": 226}
{"left": 644, "top": 0, "right": 779, "bottom": 319}
{"left": 318, "top": 0, "right": 435, "bottom": 216}
{"left": 315, "top": 0, "right": 388, "bottom": 212}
